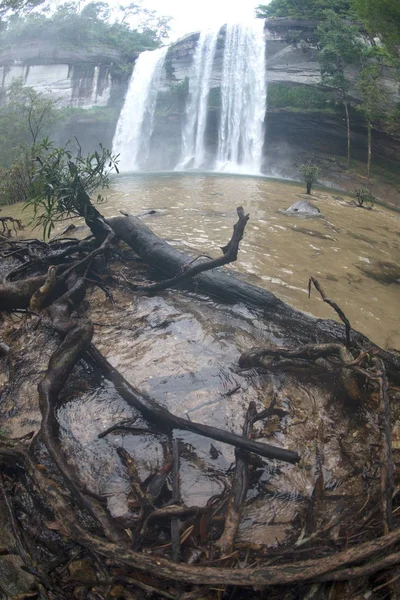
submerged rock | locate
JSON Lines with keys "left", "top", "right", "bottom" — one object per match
{"left": 282, "top": 200, "right": 323, "bottom": 217}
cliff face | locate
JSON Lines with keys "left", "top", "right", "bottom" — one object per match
{"left": 149, "top": 20, "right": 400, "bottom": 176}
{"left": 1, "top": 20, "right": 399, "bottom": 185}
{"left": 166, "top": 20, "right": 399, "bottom": 102}
{"left": 0, "top": 42, "right": 124, "bottom": 108}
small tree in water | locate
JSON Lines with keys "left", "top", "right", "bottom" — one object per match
{"left": 353, "top": 186, "right": 376, "bottom": 208}
{"left": 298, "top": 163, "right": 321, "bottom": 194}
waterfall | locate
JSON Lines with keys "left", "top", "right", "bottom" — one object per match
{"left": 112, "top": 21, "right": 266, "bottom": 175}
{"left": 176, "top": 28, "right": 219, "bottom": 170}
{"left": 112, "top": 46, "right": 167, "bottom": 172}
{"left": 216, "top": 21, "right": 266, "bottom": 174}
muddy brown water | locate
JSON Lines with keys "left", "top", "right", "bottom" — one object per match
{"left": 1, "top": 174, "right": 400, "bottom": 554}
{"left": 6, "top": 172, "right": 400, "bottom": 348}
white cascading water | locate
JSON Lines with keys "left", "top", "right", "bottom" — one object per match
{"left": 112, "top": 46, "right": 167, "bottom": 172}
{"left": 176, "top": 28, "right": 219, "bottom": 170}
{"left": 216, "top": 21, "right": 266, "bottom": 174}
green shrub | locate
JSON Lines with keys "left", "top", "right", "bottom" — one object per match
{"left": 268, "top": 83, "right": 334, "bottom": 111}
{"left": 0, "top": 151, "right": 36, "bottom": 206}
{"left": 353, "top": 187, "right": 376, "bottom": 207}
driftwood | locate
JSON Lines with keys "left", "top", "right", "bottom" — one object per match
{"left": 108, "top": 214, "right": 400, "bottom": 381}
{"left": 88, "top": 344, "right": 299, "bottom": 464}
{"left": 1, "top": 203, "right": 399, "bottom": 597}
{"left": 125, "top": 207, "right": 249, "bottom": 293}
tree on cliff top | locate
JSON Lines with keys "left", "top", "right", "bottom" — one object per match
{"left": 353, "top": 0, "right": 400, "bottom": 58}
{"left": 0, "top": 0, "right": 43, "bottom": 18}
{"left": 255, "top": 0, "right": 352, "bottom": 20}
{"left": 0, "top": 1, "right": 170, "bottom": 65}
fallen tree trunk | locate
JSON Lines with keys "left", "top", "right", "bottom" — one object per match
{"left": 108, "top": 214, "right": 400, "bottom": 379}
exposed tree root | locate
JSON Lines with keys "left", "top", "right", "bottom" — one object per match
{"left": 1, "top": 438, "right": 400, "bottom": 589}
{"left": 108, "top": 213, "right": 400, "bottom": 382}
{"left": 217, "top": 402, "right": 257, "bottom": 555}
{"left": 0, "top": 215, "right": 23, "bottom": 237}
{"left": 1, "top": 205, "right": 399, "bottom": 598}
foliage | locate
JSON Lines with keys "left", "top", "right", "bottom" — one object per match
{"left": 353, "top": 0, "right": 400, "bottom": 58}
{"left": 255, "top": 0, "right": 352, "bottom": 20}
{"left": 356, "top": 63, "right": 390, "bottom": 176}
{"left": 317, "top": 11, "right": 364, "bottom": 167}
{"left": 318, "top": 11, "right": 363, "bottom": 96}
{"left": 156, "top": 78, "right": 189, "bottom": 117}
{"left": 356, "top": 64, "right": 389, "bottom": 123}
{"left": 0, "top": 150, "right": 35, "bottom": 205}
{"left": 298, "top": 163, "right": 321, "bottom": 193}
{"left": 352, "top": 186, "right": 375, "bottom": 206}
{"left": 384, "top": 104, "right": 400, "bottom": 140}
{"left": 0, "top": 2, "right": 170, "bottom": 72}
{"left": 25, "top": 139, "right": 119, "bottom": 239}
{"left": 0, "top": 79, "right": 56, "bottom": 168}
{"left": 0, "top": 0, "right": 43, "bottom": 19}
{"left": 54, "top": 105, "right": 120, "bottom": 126}
{"left": 268, "top": 82, "right": 334, "bottom": 111}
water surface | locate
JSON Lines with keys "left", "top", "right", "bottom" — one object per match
{"left": 100, "top": 173, "right": 400, "bottom": 349}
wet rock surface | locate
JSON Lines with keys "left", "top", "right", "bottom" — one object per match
{"left": 2, "top": 281, "right": 397, "bottom": 549}
{"left": 282, "top": 200, "right": 323, "bottom": 217}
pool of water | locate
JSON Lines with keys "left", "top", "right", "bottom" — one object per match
{"left": 6, "top": 172, "right": 400, "bottom": 348}
{"left": 101, "top": 173, "right": 400, "bottom": 349}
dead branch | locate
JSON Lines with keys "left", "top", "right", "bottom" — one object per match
{"left": 239, "top": 343, "right": 354, "bottom": 369}
{"left": 374, "top": 357, "right": 394, "bottom": 534}
{"left": 217, "top": 401, "right": 257, "bottom": 555}
{"left": 88, "top": 345, "right": 299, "bottom": 464}
{"left": 0, "top": 474, "right": 54, "bottom": 592}
{"left": 126, "top": 206, "right": 249, "bottom": 293}
{"left": 37, "top": 275, "right": 127, "bottom": 544}
{"left": 308, "top": 277, "right": 352, "bottom": 347}
{"left": 0, "top": 216, "right": 23, "bottom": 237}
{"left": 2, "top": 413, "right": 400, "bottom": 588}
{"left": 171, "top": 438, "right": 181, "bottom": 562}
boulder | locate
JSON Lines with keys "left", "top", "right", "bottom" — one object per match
{"left": 282, "top": 200, "right": 323, "bottom": 217}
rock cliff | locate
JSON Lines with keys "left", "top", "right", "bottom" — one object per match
{"left": 0, "top": 42, "right": 123, "bottom": 108}
{"left": 1, "top": 20, "right": 399, "bottom": 189}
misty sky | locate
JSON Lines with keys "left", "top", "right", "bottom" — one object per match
{"left": 137, "top": 0, "right": 263, "bottom": 40}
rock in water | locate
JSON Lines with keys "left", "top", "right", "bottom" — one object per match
{"left": 283, "top": 200, "right": 323, "bottom": 217}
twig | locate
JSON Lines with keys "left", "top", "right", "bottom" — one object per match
{"left": 1, "top": 442, "right": 400, "bottom": 587}
{"left": 374, "top": 357, "right": 394, "bottom": 534}
{"left": 217, "top": 402, "right": 257, "bottom": 555}
{"left": 308, "top": 277, "right": 352, "bottom": 347}
{"left": 0, "top": 474, "right": 54, "bottom": 592}
{"left": 117, "top": 446, "right": 153, "bottom": 508}
{"left": 171, "top": 438, "right": 181, "bottom": 562}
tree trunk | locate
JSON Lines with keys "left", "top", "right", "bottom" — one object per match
{"left": 367, "top": 121, "right": 372, "bottom": 179}
{"left": 306, "top": 183, "right": 312, "bottom": 194}
{"left": 108, "top": 214, "right": 400, "bottom": 380}
{"left": 344, "top": 99, "right": 351, "bottom": 169}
